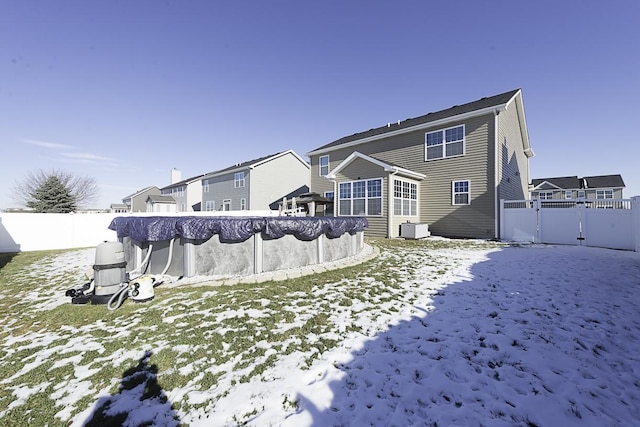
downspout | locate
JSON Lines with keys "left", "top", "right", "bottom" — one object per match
{"left": 388, "top": 172, "right": 398, "bottom": 238}
{"left": 494, "top": 109, "right": 500, "bottom": 240}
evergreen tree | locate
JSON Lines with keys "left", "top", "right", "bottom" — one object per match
{"left": 26, "top": 176, "right": 77, "bottom": 213}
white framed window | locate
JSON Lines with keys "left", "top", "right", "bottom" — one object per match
{"left": 324, "top": 191, "right": 334, "bottom": 201}
{"left": 240, "top": 198, "right": 246, "bottom": 210}
{"left": 204, "top": 180, "right": 210, "bottom": 193}
{"left": 538, "top": 191, "right": 553, "bottom": 200}
{"left": 319, "top": 155, "right": 330, "bottom": 176}
{"left": 425, "top": 125, "right": 465, "bottom": 161}
{"left": 452, "top": 180, "right": 470, "bottom": 205}
{"left": 222, "top": 199, "right": 231, "bottom": 211}
{"left": 596, "top": 189, "right": 613, "bottom": 199}
{"left": 565, "top": 190, "right": 572, "bottom": 199}
{"left": 393, "top": 179, "right": 418, "bottom": 216}
{"left": 578, "top": 190, "right": 585, "bottom": 198}
{"left": 205, "top": 200, "right": 215, "bottom": 211}
{"left": 234, "top": 172, "right": 245, "bottom": 188}
{"left": 338, "top": 178, "right": 382, "bottom": 216}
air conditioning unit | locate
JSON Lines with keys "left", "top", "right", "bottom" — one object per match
{"left": 400, "top": 222, "right": 431, "bottom": 239}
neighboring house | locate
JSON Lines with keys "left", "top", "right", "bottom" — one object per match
{"left": 109, "top": 203, "right": 129, "bottom": 213}
{"left": 530, "top": 175, "right": 625, "bottom": 200}
{"left": 146, "top": 195, "right": 177, "bottom": 213}
{"left": 307, "top": 89, "right": 534, "bottom": 239}
{"left": 160, "top": 169, "right": 206, "bottom": 212}
{"left": 122, "top": 186, "right": 161, "bottom": 213}
{"left": 201, "top": 150, "right": 310, "bottom": 212}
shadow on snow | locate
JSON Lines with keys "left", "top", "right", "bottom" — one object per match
{"left": 295, "top": 245, "right": 640, "bottom": 427}
{"left": 84, "top": 350, "right": 180, "bottom": 427}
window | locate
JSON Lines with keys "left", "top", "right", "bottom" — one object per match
{"left": 596, "top": 189, "right": 613, "bottom": 199}
{"left": 578, "top": 190, "right": 585, "bottom": 198}
{"left": 234, "top": 172, "right": 245, "bottom": 188}
{"left": 452, "top": 180, "right": 470, "bottom": 205}
{"left": 565, "top": 190, "right": 572, "bottom": 199}
{"left": 324, "top": 191, "right": 334, "bottom": 201}
{"left": 240, "top": 198, "right": 246, "bottom": 210}
{"left": 222, "top": 199, "right": 231, "bottom": 211}
{"left": 338, "top": 178, "right": 382, "bottom": 216}
{"left": 538, "top": 191, "right": 553, "bottom": 200}
{"left": 425, "top": 125, "right": 465, "bottom": 160}
{"left": 393, "top": 179, "right": 418, "bottom": 216}
{"left": 205, "top": 200, "right": 215, "bottom": 211}
{"left": 319, "top": 155, "right": 330, "bottom": 176}
{"left": 204, "top": 180, "right": 210, "bottom": 193}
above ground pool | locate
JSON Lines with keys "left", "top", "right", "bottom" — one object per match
{"left": 108, "top": 215, "right": 368, "bottom": 278}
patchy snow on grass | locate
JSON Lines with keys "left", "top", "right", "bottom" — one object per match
{"left": 3, "top": 240, "right": 640, "bottom": 426}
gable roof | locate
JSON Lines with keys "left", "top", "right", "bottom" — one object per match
{"left": 308, "top": 89, "right": 523, "bottom": 155}
{"left": 146, "top": 195, "right": 176, "bottom": 204}
{"left": 531, "top": 176, "right": 580, "bottom": 190}
{"left": 583, "top": 174, "right": 625, "bottom": 189}
{"left": 161, "top": 174, "right": 206, "bottom": 191}
{"left": 532, "top": 174, "right": 625, "bottom": 190}
{"left": 202, "top": 150, "right": 309, "bottom": 180}
{"left": 327, "top": 151, "right": 426, "bottom": 180}
{"left": 123, "top": 185, "right": 160, "bottom": 200}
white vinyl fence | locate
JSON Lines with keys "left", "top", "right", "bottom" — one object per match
{"left": 500, "top": 197, "right": 640, "bottom": 252}
{"left": 0, "top": 211, "right": 281, "bottom": 253}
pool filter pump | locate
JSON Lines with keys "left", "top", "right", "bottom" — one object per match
{"left": 92, "top": 241, "right": 127, "bottom": 304}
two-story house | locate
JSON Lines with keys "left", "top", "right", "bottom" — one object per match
{"left": 307, "top": 89, "right": 534, "bottom": 239}
{"left": 122, "top": 186, "right": 161, "bottom": 212}
{"left": 201, "top": 150, "right": 310, "bottom": 212}
{"left": 530, "top": 175, "right": 625, "bottom": 200}
{"left": 160, "top": 169, "right": 206, "bottom": 212}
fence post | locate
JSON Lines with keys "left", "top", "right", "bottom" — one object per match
{"left": 632, "top": 197, "right": 640, "bottom": 253}
{"left": 499, "top": 199, "right": 505, "bottom": 240}
{"left": 534, "top": 199, "right": 541, "bottom": 244}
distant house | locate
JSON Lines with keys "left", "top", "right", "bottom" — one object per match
{"left": 530, "top": 175, "right": 625, "bottom": 200}
{"left": 201, "top": 150, "right": 310, "bottom": 212}
{"left": 122, "top": 186, "right": 161, "bottom": 213}
{"left": 146, "top": 195, "right": 177, "bottom": 213}
{"left": 160, "top": 169, "right": 206, "bottom": 212}
{"left": 109, "top": 203, "right": 129, "bottom": 213}
{"left": 307, "top": 89, "right": 534, "bottom": 239}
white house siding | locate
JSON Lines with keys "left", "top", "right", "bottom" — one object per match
{"left": 250, "top": 153, "right": 310, "bottom": 210}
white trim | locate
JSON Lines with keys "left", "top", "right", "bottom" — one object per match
{"left": 307, "top": 103, "right": 511, "bottom": 157}
{"left": 392, "top": 177, "right": 419, "bottom": 217}
{"left": 531, "top": 180, "right": 565, "bottom": 191}
{"left": 249, "top": 149, "right": 311, "bottom": 170}
{"left": 424, "top": 124, "right": 465, "bottom": 161}
{"left": 337, "top": 177, "right": 383, "bottom": 217}
{"left": 319, "top": 155, "right": 330, "bottom": 176}
{"left": 452, "top": 180, "right": 471, "bottom": 205}
{"left": 326, "top": 151, "right": 426, "bottom": 180}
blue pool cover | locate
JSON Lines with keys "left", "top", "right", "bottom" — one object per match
{"left": 109, "top": 216, "right": 368, "bottom": 243}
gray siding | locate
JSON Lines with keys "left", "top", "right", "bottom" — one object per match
{"left": 311, "top": 114, "right": 496, "bottom": 238}
{"left": 203, "top": 172, "right": 250, "bottom": 211}
{"left": 497, "top": 100, "right": 530, "bottom": 201}
{"left": 334, "top": 157, "right": 388, "bottom": 237}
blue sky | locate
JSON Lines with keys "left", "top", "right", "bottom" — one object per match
{"left": 1, "top": 0, "right": 638, "bottom": 210}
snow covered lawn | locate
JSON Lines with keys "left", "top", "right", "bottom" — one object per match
{"left": 0, "top": 239, "right": 639, "bottom": 426}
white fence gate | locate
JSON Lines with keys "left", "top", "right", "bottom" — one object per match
{"left": 500, "top": 198, "right": 640, "bottom": 251}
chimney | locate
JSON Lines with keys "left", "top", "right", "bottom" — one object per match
{"left": 171, "top": 168, "right": 181, "bottom": 184}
